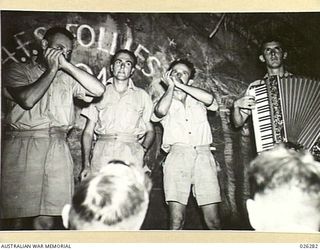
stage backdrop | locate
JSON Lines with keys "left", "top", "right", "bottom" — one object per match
{"left": 2, "top": 11, "right": 320, "bottom": 228}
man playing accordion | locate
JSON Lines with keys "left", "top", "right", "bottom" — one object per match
{"left": 232, "top": 37, "right": 320, "bottom": 158}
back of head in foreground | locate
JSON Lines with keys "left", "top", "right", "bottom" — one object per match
{"left": 62, "top": 160, "right": 151, "bottom": 230}
{"left": 247, "top": 145, "right": 320, "bottom": 232}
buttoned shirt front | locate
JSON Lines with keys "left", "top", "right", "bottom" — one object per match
{"left": 3, "top": 61, "right": 91, "bottom": 130}
{"left": 81, "top": 78, "right": 153, "bottom": 138}
{"left": 153, "top": 95, "right": 213, "bottom": 152}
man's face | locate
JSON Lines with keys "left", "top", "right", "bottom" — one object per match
{"left": 260, "top": 41, "right": 286, "bottom": 69}
{"left": 170, "top": 63, "right": 192, "bottom": 85}
{"left": 111, "top": 52, "right": 135, "bottom": 81}
{"left": 46, "top": 33, "right": 73, "bottom": 61}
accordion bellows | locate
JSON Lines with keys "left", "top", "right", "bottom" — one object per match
{"left": 248, "top": 75, "right": 320, "bottom": 153}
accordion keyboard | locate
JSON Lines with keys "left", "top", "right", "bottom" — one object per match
{"left": 248, "top": 75, "right": 320, "bottom": 154}
{"left": 249, "top": 84, "right": 275, "bottom": 153}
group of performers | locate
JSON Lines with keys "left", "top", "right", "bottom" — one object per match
{"left": 1, "top": 26, "right": 319, "bottom": 230}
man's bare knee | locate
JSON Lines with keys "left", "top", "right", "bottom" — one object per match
{"left": 204, "top": 215, "right": 220, "bottom": 230}
{"left": 33, "top": 215, "right": 56, "bottom": 230}
{"left": 168, "top": 201, "right": 186, "bottom": 230}
{"left": 170, "top": 213, "right": 185, "bottom": 229}
{"left": 201, "top": 203, "right": 221, "bottom": 230}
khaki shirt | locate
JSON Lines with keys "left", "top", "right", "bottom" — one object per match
{"left": 3, "top": 62, "right": 91, "bottom": 130}
{"left": 81, "top": 78, "right": 153, "bottom": 138}
{"left": 152, "top": 95, "right": 213, "bottom": 152}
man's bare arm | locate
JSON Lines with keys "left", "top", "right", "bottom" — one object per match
{"left": 59, "top": 55, "right": 105, "bottom": 97}
{"left": 141, "top": 121, "right": 155, "bottom": 152}
{"left": 80, "top": 118, "right": 96, "bottom": 181}
{"left": 154, "top": 71, "right": 175, "bottom": 118}
{"left": 175, "top": 79, "right": 214, "bottom": 106}
{"left": 232, "top": 95, "right": 255, "bottom": 127}
{"left": 7, "top": 48, "right": 61, "bottom": 110}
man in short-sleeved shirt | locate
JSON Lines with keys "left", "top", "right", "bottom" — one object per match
{"left": 231, "top": 38, "right": 295, "bottom": 226}
{"left": 1, "top": 27, "right": 105, "bottom": 229}
{"left": 80, "top": 49, "right": 155, "bottom": 180}
{"left": 152, "top": 59, "right": 221, "bottom": 230}
{"left": 232, "top": 38, "right": 291, "bottom": 128}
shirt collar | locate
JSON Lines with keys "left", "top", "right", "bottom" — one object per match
{"left": 106, "top": 77, "right": 137, "bottom": 90}
{"left": 263, "top": 71, "right": 292, "bottom": 79}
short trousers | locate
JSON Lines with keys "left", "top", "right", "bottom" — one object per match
{"left": 91, "top": 133, "right": 144, "bottom": 174}
{"left": 163, "top": 144, "right": 221, "bottom": 206}
{"left": 1, "top": 128, "right": 74, "bottom": 219}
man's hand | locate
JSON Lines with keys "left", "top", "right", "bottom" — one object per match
{"left": 234, "top": 95, "right": 256, "bottom": 109}
{"left": 171, "top": 75, "right": 186, "bottom": 90}
{"left": 142, "top": 151, "right": 152, "bottom": 176}
{"left": 161, "top": 70, "right": 176, "bottom": 88}
{"left": 79, "top": 165, "right": 92, "bottom": 182}
{"left": 58, "top": 52, "right": 70, "bottom": 70}
{"left": 44, "top": 48, "right": 62, "bottom": 73}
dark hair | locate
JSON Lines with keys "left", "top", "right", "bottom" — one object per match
{"left": 111, "top": 49, "right": 137, "bottom": 68}
{"left": 168, "top": 59, "right": 196, "bottom": 80}
{"left": 260, "top": 36, "right": 286, "bottom": 54}
{"left": 43, "top": 27, "right": 74, "bottom": 42}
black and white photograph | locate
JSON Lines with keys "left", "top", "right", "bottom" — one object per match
{"left": 1, "top": 10, "right": 320, "bottom": 234}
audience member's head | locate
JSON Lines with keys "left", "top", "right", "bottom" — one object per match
{"left": 62, "top": 160, "right": 151, "bottom": 230}
{"left": 247, "top": 145, "right": 320, "bottom": 232}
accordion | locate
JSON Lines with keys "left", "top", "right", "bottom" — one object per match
{"left": 248, "top": 75, "right": 320, "bottom": 153}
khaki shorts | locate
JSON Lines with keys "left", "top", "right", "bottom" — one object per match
{"left": 1, "top": 129, "right": 74, "bottom": 219}
{"left": 163, "top": 144, "right": 221, "bottom": 206}
{"left": 91, "top": 134, "right": 144, "bottom": 173}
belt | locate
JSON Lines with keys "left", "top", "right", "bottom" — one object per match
{"left": 170, "top": 144, "right": 211, "bottom": 152}
{"left": 5, "top": 127, "right": 68, "bottom": 139}
{"left": 98, "top": 133, "right": 139, "bottom": 143}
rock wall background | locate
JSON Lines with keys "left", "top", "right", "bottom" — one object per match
{"left": 2, "top": 11, "right": 320, "bottom": 228}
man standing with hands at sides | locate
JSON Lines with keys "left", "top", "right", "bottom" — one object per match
{"left": 232, "top": 37, "right": 291, "bottom": 128}
{"left": 152, "top": 59, "right": 221, "bottom": 230}
{"left": 80, "top": 49, "right": 155, "bottom": 180}
{"left": 1, "top": 27, "right": 105, "bottom": 230}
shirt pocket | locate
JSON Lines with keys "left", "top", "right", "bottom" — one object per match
{"left": 96, "top": 101, "right": 115, "bottom": 125}
{"left": 122, "top": 102, "right": 143, "bottom": 127}
{"left": 189, "top": 102, "right": 207, "bottom": 123}
{"left": 52, "top": 84, "right": 72, "bottom": 107}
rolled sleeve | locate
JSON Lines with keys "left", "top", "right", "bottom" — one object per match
{"left": 81, "top": 103, "right": 98, "bottom": 122}
{"left": 4, "top": 63, "right": 29, "bottom": 88}
{"left": 72, "top": 80, "right": 94, "bottom": 103}
{"left": 150, "top": 97, "right": 165, "bottom": 122}
{"left": 151, "top": 112, "right": 163, "bottom": 123}
{"left": 207, "top": 98, "right": 218, "bottom": 111}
